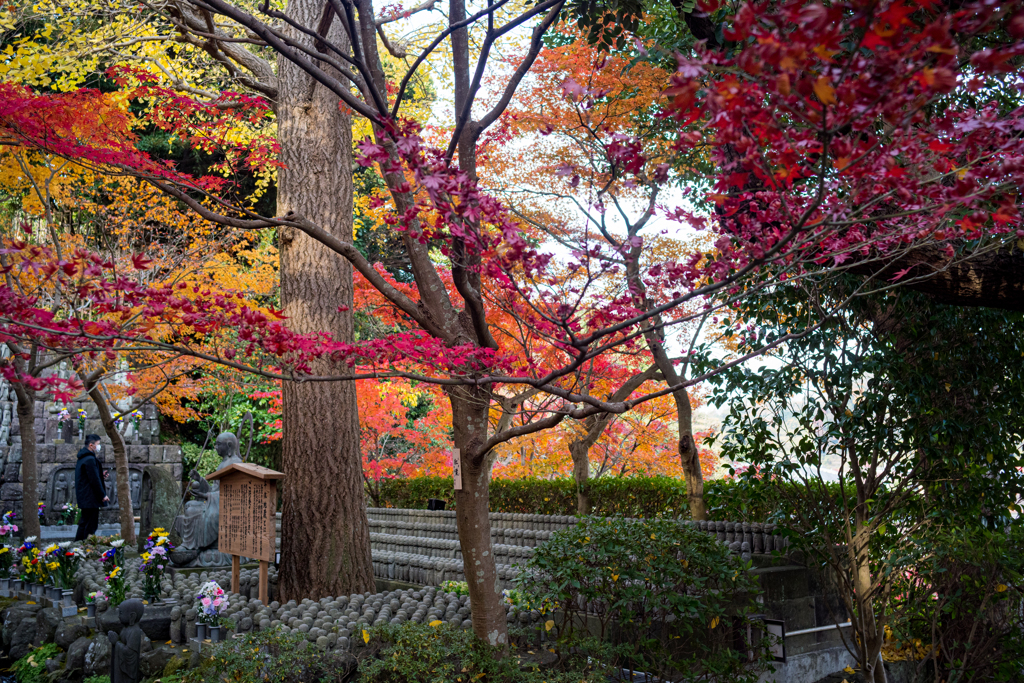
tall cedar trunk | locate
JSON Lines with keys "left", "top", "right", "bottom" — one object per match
{"left": 80, "top": 373, "right": 136, "bottom": 546}
{"left": 276, "top": 0, "right": 373, "bottom": 599}
{"left": 12, "top": 384, "right": 39, "bottom": 539}
{"left": 448, "top": 386, "right": 507, "bottom": 647}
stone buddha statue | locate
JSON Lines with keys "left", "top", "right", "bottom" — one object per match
{"left": 171, "top": 432, "right": 243, "bottom": 567}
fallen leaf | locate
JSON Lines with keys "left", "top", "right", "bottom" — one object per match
{"left": 429, "top": 620, "right": 444, "bottom": 627}
{"left": 363, "top": 629, "right": 370, "bottom": 643}
{"left": 545, "top": 620, "right": 554, "bottom": 631}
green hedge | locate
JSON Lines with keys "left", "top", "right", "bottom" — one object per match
{"left": 371, "top": 476, "right": 801, "bottom": 521}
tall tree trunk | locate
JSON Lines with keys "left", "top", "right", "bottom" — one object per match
{"left": 79, "top": 369, "right": 136, "bottom": 546}
{"left": 569, "top": 440, "right": 592, "bottom": 515}
{"left": 276, "top": 0, "right": 373, "bottom": 600}
{"left": 448, "top": 386, "right": 507, "bottom": 648}
{"left": 852, "top": 517, "right": 888, "bottom": 683}
{"left": 567, "top": 366, "right": 657, "bottom": 516}
{"left": 623, "top": 251, "right": 707, "bottom": 520}
{"left": 12, "top": 383, "right": 39, "bottom": 539}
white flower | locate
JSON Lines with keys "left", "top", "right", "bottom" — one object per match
{"left": 57, "top": 541, "right": 72, "bottom": 549}
{"left": 110, "top": 540, "right": 125, "bottom": 548}
{"left": 24, "top": 536, "right": 36, "bottom": 543}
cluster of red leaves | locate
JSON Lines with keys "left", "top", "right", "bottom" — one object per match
{"left": 107, "top": 66, "right": 280, "bottom": 180}
{"left": 356, "top": 118, "right": 554, "bottom": 278}
{"left": 0, "top": 241, "right": 504, "bottom": 395}
{"left": 0, "top": 68, "right": 278, "bottom": 198}
{"left": 3, "top": 0, "right": 1023, "bottom": 408}
{"left": 656, "top": 0, "right": 1024, "bottom": 285}
{"left": 357, "top": 119, "right": 662, "bottom": 363}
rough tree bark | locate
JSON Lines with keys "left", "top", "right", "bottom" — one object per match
{"left": 276, "top": 0, "right": 374, "bottom": 600}
{"left": 448, "top": 385, "right": 508, "bottom": 647}
{"left": 78, "top": 368, "right": 136, "bottom": 546}
{"left": 10, "top": 366, "right": 39, "bottom": 539}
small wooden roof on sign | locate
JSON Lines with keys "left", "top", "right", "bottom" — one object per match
{"left": 205, "top": 462, "right": 285, "bottom": 482}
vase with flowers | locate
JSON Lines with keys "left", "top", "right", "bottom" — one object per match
{"left": 139, "top": 528, "right": 173, "bottom": 602}
{"left": 194, "top": 580, "right": 227, "bottom": 640}
{"left": 86, "top": 590, "right": 105, "bottom": 617}
{"left": 100, "top": 539, "right": 127, "bottom": 606}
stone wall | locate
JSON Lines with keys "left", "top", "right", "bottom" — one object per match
{"left": 0, "top": 395, "right": 182, "bottom": 527}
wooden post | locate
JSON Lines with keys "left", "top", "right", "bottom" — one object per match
{"left": 231, "top": 554, "right": 240, "bottom": 596}
{"left": 258, "top": 560, "right": 269, "bottom": 606}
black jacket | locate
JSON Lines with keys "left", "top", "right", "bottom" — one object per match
{"left": 74, "top": 447, "right": 107, "bottom": 509}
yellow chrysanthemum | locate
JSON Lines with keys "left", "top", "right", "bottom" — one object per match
{"left": 109, "top": 566, "right": 121, "bottom": 579}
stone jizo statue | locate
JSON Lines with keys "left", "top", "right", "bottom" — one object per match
{"left": 53, "top": 472, "right": 69, "bottom": 509}
{"left": 108, "top": 598, "right": 145, "bottom": 683}
{"left": 129, "top": 470, "right": 142, "bottom": 509}
{"left": 171, "top": 432, "right": 243, "bottom": 566}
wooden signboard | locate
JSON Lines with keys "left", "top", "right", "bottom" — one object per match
{"left": 207, "top": 462, "right": 283, "bottom": 605}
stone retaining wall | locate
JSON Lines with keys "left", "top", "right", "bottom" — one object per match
{"left": 0, "top": 396, "right": 182, "bottom": 526}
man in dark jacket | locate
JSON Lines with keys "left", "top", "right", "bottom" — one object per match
{"left": 74, "top": 434, "right": 109, "bottom": 541}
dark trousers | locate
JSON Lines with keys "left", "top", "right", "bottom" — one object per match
{"left": 74, "top": 508, "right": 100, "bottom": 541}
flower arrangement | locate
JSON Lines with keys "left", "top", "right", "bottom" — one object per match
{"left": 101, "top": 539, "right": 127, "bottom": 606}
{"left": 115, "top": 410, "right": 143, "bottom": 433}
{"left": 37, "top": 502, "right": 45, "bottom": 522}
{"left": 0, "top": 546, "right": 12, "bottom": 576}
{"left": 440, "top": 580, "right": 470, "bottom": 597}
{"left": 77, "top": 407, "right": 88, "bottom": 433}
{"left": 0, "top": 512, "right": 18, "bottom": 578}
{"left": 1, "top": 511, "right": 19, "bottom": 538}
{"left": 53, "top": 542, "right": 86, "bottom": 590}
{"left": 105, "top": 565, "right": 127, "bottom": 606}
{"left": 16, "top": 537, "right": 37, "bottom": 582}
{"left": 100, "top": 538, "right": 126, "bottom": 568}
{"left": 42, "top": 543, "right": 64, "bottom": 585}
{"left": 56, "top": 504, "right": 79, "bottom": 526}
{"left": 139, "top": 528, "right": 173, "bottom": 602}
{"left": 57, "top": 407, "right": 71, "bottom": 431}
{"left": 87, "top": 590, "right": 106, "bottom": 604}
{"left": 195, "top": 581, "right": 227, "bottom": 625}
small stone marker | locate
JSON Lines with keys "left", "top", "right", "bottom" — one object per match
{"left": 452, "top": 448, "right": 462, "bottom": 491}
{"left": 206, "top": 462, "right": 284, "bottom": 605}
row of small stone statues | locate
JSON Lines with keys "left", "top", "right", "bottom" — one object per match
{"left": 691, "top": 519, "right": 789, "bottom": 554}
{"left": 368, "top": 519, "right": 554, "bottom": 547}
{"left": 367, "top": 510, "right": 789, "bottom": 557}
{"left": 368, "top": 532, "right": 534, "bottom": 563}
